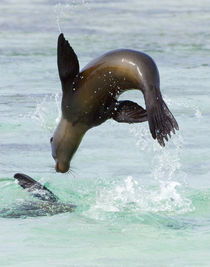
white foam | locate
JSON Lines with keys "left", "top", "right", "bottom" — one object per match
{"left": 84, "top": 176, "right": 194, "bottom": 220}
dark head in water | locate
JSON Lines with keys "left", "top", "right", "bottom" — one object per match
{"left": 50, "top": 33, "right": 178, "bottom": 173}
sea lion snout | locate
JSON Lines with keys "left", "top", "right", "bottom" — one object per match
{"left": 51, "top": 117, "right": 87, "bottom": 173}
{"left": 55, "top": 160, "right": 70, "bottom": 173}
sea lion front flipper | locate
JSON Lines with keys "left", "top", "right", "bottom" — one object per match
{"left": 57, "top": 33, "right": 79, "bottom": 87}
{"left": 112, "top": 100, "right": 147, "bottom": 123}
{"left": 14, "top": 173, "right": 58, "bottom": 202}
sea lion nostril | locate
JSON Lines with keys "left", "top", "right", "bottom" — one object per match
{"left": 50, "top": 137, "right": 53, "bottom": 143}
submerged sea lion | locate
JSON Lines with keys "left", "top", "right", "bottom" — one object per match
{"left": 14, "top": 173, "right": 58, "bottom": 202}
{"left": 0, "top": 173, "right": 76, "bottom": 218}
{"left": 51, "top": 33, "right": 178, "bottom": 173}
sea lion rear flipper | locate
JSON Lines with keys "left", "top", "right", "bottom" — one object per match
{"left": 14, "top": 173, "right": 58, "bottom": 202}
{"left": 145, "top": 87, "right": 179, "bottom": 147}
{"left": 57, "top": 33, "right": 79, "bottom": 87}
{"left": 112, "top": 100, "right": 147, "bottom": 123}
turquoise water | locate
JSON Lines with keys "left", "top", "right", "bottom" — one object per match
{"left": 1, "top": 0, "right": 210, "bottom": 265}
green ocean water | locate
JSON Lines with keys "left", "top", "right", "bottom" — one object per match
{"left": 0, "top": 0, "right": 210, "bottom": 266}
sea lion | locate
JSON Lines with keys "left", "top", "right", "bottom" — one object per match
{"left": 0, "top": 173, "right": 76, "bottom": 218}
{"left": 51, "top": 33, "right": 178, "bottom": 173}
{"left": 14, "top": 173, "right": 58, "bottom": 202}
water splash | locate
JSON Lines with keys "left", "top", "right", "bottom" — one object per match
{"left": 195, "top": 108, "right": 202, "bottom": 119}
{"left": 97, "top": 95, "right": 191, "bottom": 223}
{"left": 129, "top": 94, "right": 185, "bottom": 183}
{"left": 54, "top": 0, "right": 89, "bottom": 33}
{"left": 32, "top": 93, "right": 61, "bottom": 132}
{"left": 83, "top": 176, "right": 194, "bottom": 222}
{"left": 55, "top": 93, "right": 62, "bottom": 124}
{"left": 164, "top": 94, "right": 203, "bottom": 119}
{"left": 54, "top": 3, "right": 63, "bottom": 33}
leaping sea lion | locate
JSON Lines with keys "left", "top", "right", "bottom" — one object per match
{"left": 51, "top": 33, "right": 178, "bottom": 173}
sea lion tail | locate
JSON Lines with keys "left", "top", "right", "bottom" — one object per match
{"left": 14, "top": 173, "right": 58, "bottom": 202}
{"left": 146, "top": 88, "right": 179, "bottom": 146}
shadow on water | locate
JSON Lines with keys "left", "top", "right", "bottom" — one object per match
{"left": 0, "top": 201, "right": 75, "bottom": 218}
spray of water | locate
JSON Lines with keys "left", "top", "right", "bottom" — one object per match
{"left": 54, "top": 0, "right": 89, "bottom": 33}
{"left": 84, "top": 175, "right": 194, "bottom": 223}
{"left": 32, "top": 93, "right": 61, "bottom": 132}
{"left": 31, "top": 90, "right": 195, "bottom": 220}
{"left": 84, "top": 96, "right": 194, "bottom": 220}
{"left": 54, "top": 3, "right": 63, "bottom": 33}
{"left": 164, "top": 94, "right": 202, "bottom": 120}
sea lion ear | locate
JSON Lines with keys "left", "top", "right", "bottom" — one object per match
{"left": 57, "top": 33, "right": 79, "bottom": 88}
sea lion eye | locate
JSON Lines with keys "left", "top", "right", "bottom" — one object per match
{"left": 50, "top": 137, "right": 53, "bottom": 143}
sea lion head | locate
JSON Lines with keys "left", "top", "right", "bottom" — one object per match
{"left": 50, "top": 117, "right": 87, "bottom": 173}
